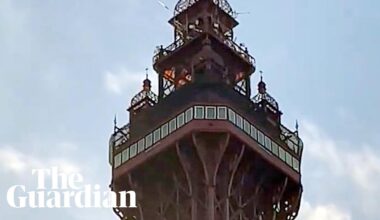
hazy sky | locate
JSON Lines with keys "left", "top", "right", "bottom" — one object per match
{"left": 1, "top": 0, "right": 379, "bottom": 219}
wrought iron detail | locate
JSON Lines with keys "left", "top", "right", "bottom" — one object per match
{"left": 174, "top": 0, "right": 234, "bottom": 17}
{"left": 131, "top": 90, "right": 158, "bottom": 107}
{"left": 223, "top": 38, "right": 255, "bottom": 65}
{"left": 114, "top": 124, "right": 131, "bottom": 148}
{"left": 252, "top": 93, "right": 279, "bottom": 110}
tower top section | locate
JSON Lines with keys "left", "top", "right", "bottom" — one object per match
{"left": 174, "top": 0, "right": 234, "bottom": 16}
{"left": 154, "top": 0, "right": 255, "bottom": 100}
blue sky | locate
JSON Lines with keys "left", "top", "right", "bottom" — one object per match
{"left": 0, "top": 0, "right": 379, "bottom": 219}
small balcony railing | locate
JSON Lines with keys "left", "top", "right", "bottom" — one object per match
{"left": 153, "top": 36, "right": 255, "bottom": 68}
{"left": 113, "top": 124, "right": 131, "bottom": 148}
{"left": 223, "top": 38, "right": 255, "bottom": 65}
{"left": 174, "top": 0, "right": 234, "bottom": 17}
{"left": 153, "top": 38, "right": 185, "bottom": 64}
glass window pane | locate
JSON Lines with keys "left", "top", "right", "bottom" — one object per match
{"left": 286, "top": 152, "right": 292, "bottom": 166}
{"left": 161, "top": 123, "right": 169, "bottom": 138}
{"left": 271, "top": 141, "right": 279, "bottom": 156}
{"left": 206, "top": 106, "right": 217, "bottom": 119}
{"left": 153, "top": 129, "right": 161, "bottom": 144}
{"left": 279, "top": 147, "right": 286, "bottom": 161}
{"left": 145, "top": 133, "right": 153, "bottom": 148}
{"left": 138, "top": 139, "right": 145, "bottom": 153}
{"left": 217, "top": 107, "right": 227, "bottom": 120}
{"left": 250, "top": 125, "right": 257, "bottom": 140}
{"left": 130, "top": 144, "right": 137, "bottom": 158}
{"left": 293, "top": 158, "right": 300, "bottom": 172}
{"left": 122, "top": 148, "right": 130, "bottom": 163}
{"left": 169, "top": 118, "right": 177, "bottom": 133}
{"left": 265, "top": 136, "right": 272, "bottom": 151}
{"left": 236, "top": 114, "right": 243, "bottom": 129}
{"left": 114, "top": 153, "right": 122, "bottom": 168}
{"left": 258, "top": 131, "right": 265, "bottom": 145}
{"left": 195, "top": 106, "right": 205, "bottom": 119}
{"left": 177, "top": 113, "right": 185, "bottom": 128}
{"left": 228, "top": 109, "right": 236, "bottom": 124}
{"left": 243, "top": 119, "right": 250, "bottom": 134}
{"left": 185, "top": 107, "right": 193, "bottom": 123}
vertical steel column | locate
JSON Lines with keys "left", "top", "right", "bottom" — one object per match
{"left": 192, "top": 132, "right": 230, "bottom": 220}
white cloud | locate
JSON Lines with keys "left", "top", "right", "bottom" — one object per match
{"left": 0, "top": 147, "right": 37, "bottom": 174}
{"left": 301, "top": 120, "right": 380, "bottom": 218}
{"left": 104, "top": 69, "right": 133, "bottom": 94}
{"left": 104, "top": 67, "right": 158, "bottom": 95}
{"left": 0, "top": 146, "right": 80, "bottom": 175}
{"left": 299, "top": 201, "right": 351, "bottom": 220}
{"left": 302, "top": 120, "right": 380, "bottom": 192}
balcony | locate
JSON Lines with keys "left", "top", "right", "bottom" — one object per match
{"left": 153, "top": 38, "right": 185, "bottom": 64}
{"left": 111, "top": 104, "right": 303, "bottom": 175}
{"left": 153, "top": 36, "right": 256, "bottom": 68}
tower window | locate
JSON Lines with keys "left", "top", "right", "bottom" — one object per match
{"left": 293, "top": 158, "right": 300, "bottom": 172}
{"left": 130, "top": 144, "right": 137, "bottom": 158}
{"left": 206, "top": 106, "right": 217, "bottom": 119}
{"left": 114, "top": 153, "right": 122, "bottom": 168}
{"left": 285, "top": 152, "right": 292, "bottom": 166}
{"left": 138, "top": 139, "right": 145, "bottom": 153}
{"left": 169, "top": 118, "right": 177, "bottom": 133}
{"left": 243, "top": 119, "right": 250, "bottom": 134}
{"left": 258, "top": 131, "right": 265, "bottom": 146}
{"left": 185, "top": 108, "right": 194, "bottom": 123}
{"left": 271, "top": 141, "right": 279, "bottom": 156}
{"left": 228, "top": 109, "right": 236, "bottom": 124}
{"left": 161, "top": 123, "right": 169, "bottom": 138}
{"left": 250, "top": 125, "right": 257, "bottom": 140}
{"left": 236, "top": 114, "right": 243, "bottom": 129}
{"left": 279, "top": 147, "right": 286, "bottom": 162}
{"left": 145, "top": 133, "right": 153, "bottom": 148}
{"left": 217, "top": 107, "right": 227, "bottom": 120}
{"left": 195, "top": 106, "right": 205, "bottom": 119}
{"left": 153, "top": 129, "right": 161, "bottom": 144}
{"left": 122, "top": 148, "right": 130, "bottom": 163}
{"left": 265, "top": 136, "right": 272, "bottom": 151}
{"left": 177, "top": 113, "right": 185, "bottom": 128}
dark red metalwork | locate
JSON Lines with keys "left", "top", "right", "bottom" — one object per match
{"left": 109, "top": 0, "right": 303, "bottom": 219}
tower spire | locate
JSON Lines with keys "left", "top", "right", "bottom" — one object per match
{"left": 143, "top": 68, "right": 152, "bottom": 91}
{"left": 113, "top": 114, "right": 118, "bottom": 133}
{"left": 258, "top": 71, "right": 267, "bottom": 94}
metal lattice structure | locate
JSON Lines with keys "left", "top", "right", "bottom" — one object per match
{"left": 110, "top": 0, "right": 303, "bottom": 219}
{"left": 252, "top": 93, "right": 279, "bottom": 110}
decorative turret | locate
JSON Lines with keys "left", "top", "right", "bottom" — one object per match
{"left": 252, "top": 72, "right": 282, "bottom": 125}
{"left": 128, "top": 76, "right": 158, "bottom": 116}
